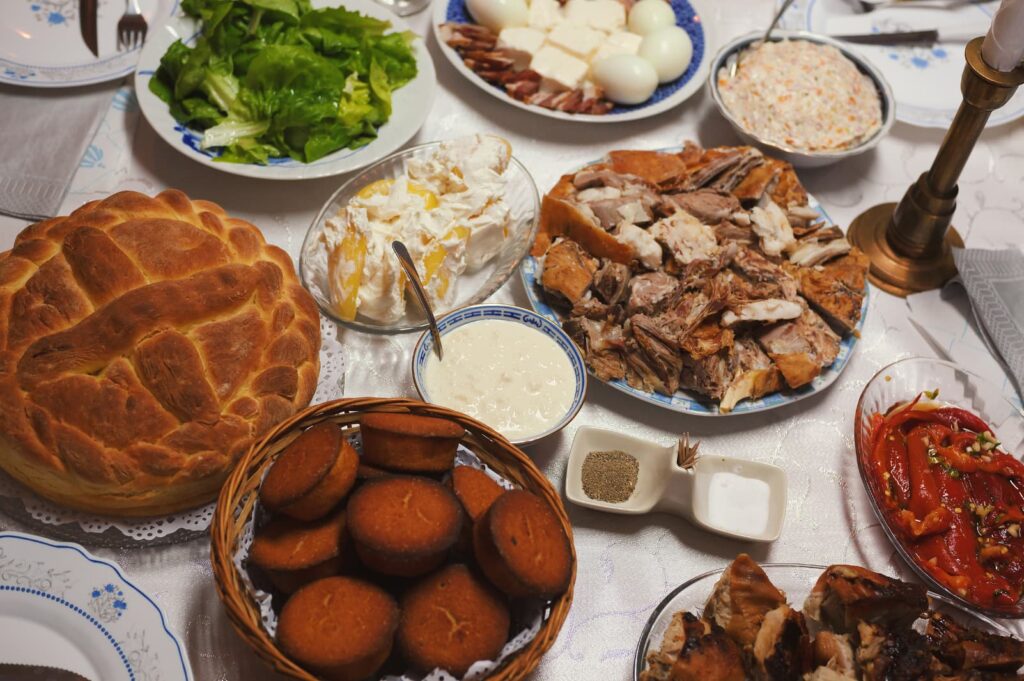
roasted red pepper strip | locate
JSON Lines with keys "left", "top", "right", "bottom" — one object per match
{"left": 866, "top": 395, "right": 1024, "bottom": 613}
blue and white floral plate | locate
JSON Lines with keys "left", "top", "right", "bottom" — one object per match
{"left": 0, "top": 0, "right": 178, "bottom": 87}
{"left": 780, "top": 0, "right": 1024, "bottom": 128}
{"left": 0, "top": 532, "right": 191, "bottom": 680}
{"left": 520, "top": 154, "right": 867, "bottom": 416}
{"left": 431, "top": 0, "right": 711, "bottom": 122}
{"left": 133, "top": 0, "right": 436, "bottom": 180}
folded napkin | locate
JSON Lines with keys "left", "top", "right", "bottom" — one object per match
{"left": 953, "top": 247, "right": 1024, "bottom": 399}
{"left": 0, "top": 83, "right": 116, "bottom": 222}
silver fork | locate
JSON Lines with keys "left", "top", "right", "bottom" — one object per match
{"left": 117, "top": 0, "right": 148, "bottom": 51}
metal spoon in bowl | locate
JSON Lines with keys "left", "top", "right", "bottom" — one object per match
{"left": 728, "top": 0, "right": 799, "bottom": 77}
{"left": 392, "top": 240, "right": 444, "bottom": 361}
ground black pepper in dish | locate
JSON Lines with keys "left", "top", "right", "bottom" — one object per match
{"left": 581, "top": 450, "right": 639, "bottom": 503}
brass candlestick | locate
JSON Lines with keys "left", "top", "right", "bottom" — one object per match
{"left": 848, "top": 38, "right": 1024, "bottom": 297}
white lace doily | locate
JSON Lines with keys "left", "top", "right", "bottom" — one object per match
{"left": 234, "top": 446, "right": 548, "bottom": 681}
{"left": 0, "top": 316, "right": 347, "bottom": 547}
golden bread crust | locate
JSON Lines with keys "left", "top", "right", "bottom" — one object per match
{"left": 0, "top": 190, "right": 321, "bottom": 516}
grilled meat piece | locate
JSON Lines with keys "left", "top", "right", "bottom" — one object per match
{"left": 629, "top": 314, "right": 684, "bottom": 395}
{"left": 731, "top": 247, "right": 800, "bottom": 302}
{"left": 564, "top": 317, "right": 627, "bottom": 382}
{"left": 683, "top": 147, "right": 765, "bottom": 192}
{"left": 722, "top": 299, "right": 804, "bottom": 327}
{"left": 593, "top": 260, "right": 631, "bottom": 305}
{"left": 715, "top": 221, "right": 757, "bottom": 247}
{"left": 856, "top": 621, "right": 934, "bottom": 681}
{"left": 650, "top": 212, "right": 721, "bottom": 266}
{"left": 680, "top": 347, "right": 735, "bottom": 400}
{"left": 719, "top": 338, "right": 783, "bottom": 413}
{"left": 705, "top": 554, "right": 787, "bottom": 649}
{"left": 796, "top": 249, "right": 869, "bottom": 334}
{"left": 640, "top": 612, "right": 746, "bottom": 681}
{"left": 812, "top": 631, "right": 857, "bottom": 678}
{"left": 541, "top": 239, "right": 598, "bottom": 306}
{"left": 571, "top": 294, "right": 611, "bottom": 319}
{"left": 769, "top": 161, "right": 809, "bottom": 209}
{"left": 753, "top": 605, "right": 813, "bottom": 680}
{"left": 927, "top": 612, "right": 1024, "bottom": 673}
{"left": 757, "top": 309, "right": 841, "bottom": 389}
{"left": 750, "top": 199, "right": 797, "bottom": 258}
{"left": 680, "top": 319, "right": 734, "bottom": 360}
{"left": 608, "top": 149, "right": 691, "bottom": 189}
{"left": 732, "top": 160, "right": 780, "bottom": 205}
{"left": 804, "top": 564, "right": 928, "bottom": 635}
{"left": 789, "top": 237, "right": 851, "bottom": 267}
{"left": 668, "top": 189, "right": 742, "bottom": 224}
{"left": 627, "top": 272, "right": 680, "bottom": 316}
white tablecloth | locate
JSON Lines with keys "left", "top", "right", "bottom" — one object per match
{"left": 2, "top": 2, "right": 1024, "bottom": 678}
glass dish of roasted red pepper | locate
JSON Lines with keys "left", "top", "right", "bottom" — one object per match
{"left": 862, "top": 394, "right": 1024, "bottom": 616}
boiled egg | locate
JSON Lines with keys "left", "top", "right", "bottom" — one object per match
{"left": 627, "top": 0, "right": 676, "bottom": 35}
{"left": 638, "top": 25, "right": 693, "bottom": 83}
{"left": 591, "top": 54, "right": 658, "bottom": 105}
{"left": 466, "top": 0, "right": 529, "bottom": 32}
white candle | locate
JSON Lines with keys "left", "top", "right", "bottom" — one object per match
{"left": 982, "top": 0, "right": 1024, "bottom": 72}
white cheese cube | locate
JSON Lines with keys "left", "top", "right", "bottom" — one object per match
{"left": 530, "top": 45, "right": 589, "bottom": 90}
{"left": 592, "top": 30, "right": 643, "bottom": 61}
{"left": 497, "top": 27, "right": 547, "bottom": 70}
{"left": 528, "top": 0, "right": 562, "bottom": 31}
{"left": 565, "top": 0, "right": 626, "bottom": 31}
{"left": 546, "top": 22, "right": 605, "bottom": 61}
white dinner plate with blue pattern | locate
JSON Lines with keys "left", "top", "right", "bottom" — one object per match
{"left": 779, "top": 0, "right": 1024, "bottom": 128}
{"left": 0, "top": 532, "right": 191, "bottom": 680}
{"left": 133, "top": 0, "right": 436, "bottom": 180}
{"left": 431, "top": 0, "right": 712, "bottom": 122}
{"left": 0, "top": 0, "right": 178, "bottom": 88}
{"left": 520, "top": 153, "right": 867, "bottom": 416}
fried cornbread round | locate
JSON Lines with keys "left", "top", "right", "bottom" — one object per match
{"left": 277, "top": 576, "right": 398, "bottom": 681}
{"left": 359, "top": 413, "right": 464, "bottom": 473}
{"left": 260, "top": 423, "right": 357, "bottom": 521}
{"left": 347, "top": 475, "right": 463, "bottom": 577}
{"left": 0, "top": 190, "right": 320, "bottom": 516}
{"left": 398, "top": 564, "right": 511, "bottom": 676}
{"left": 249, "top": 507, "right": 348, "bottom": 594}
{"left": 474, "top": 490, "right": 572, "bottom": 599}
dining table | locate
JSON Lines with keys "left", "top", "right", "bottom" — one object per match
{"left": 1, "top": 0, "right": 1024, "bottom": 678}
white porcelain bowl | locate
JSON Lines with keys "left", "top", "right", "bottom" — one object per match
{"left": 708, "top": 30, "right": 895, "bottom": 168}
{"left": 411, "top": 304, "right": 587, "bottom": 446}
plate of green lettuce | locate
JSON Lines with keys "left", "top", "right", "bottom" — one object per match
{"left": 135, "top": 0, "right": 435, "bottom": 179}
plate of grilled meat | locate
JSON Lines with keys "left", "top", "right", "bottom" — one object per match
{"left": 635, "top": 554, "right": 1024, "bottom": 681}
{"left": 522, "top": 142, "right": 869, "bottom": 415}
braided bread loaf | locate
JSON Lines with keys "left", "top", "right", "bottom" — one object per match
{"left": 0, "top": 190, "right": 321, "bottom": 516}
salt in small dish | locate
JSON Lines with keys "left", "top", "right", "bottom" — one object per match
{"left": 565, "top": 426, "right": 787, "bottom": 542}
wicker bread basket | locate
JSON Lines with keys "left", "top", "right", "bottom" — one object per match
{"left": 210, "top": 397, "right": 576, "bottom": 681}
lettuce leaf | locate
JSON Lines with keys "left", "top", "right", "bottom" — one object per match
{"left": 150, "top": 0, "right": 416, "bottom": 165}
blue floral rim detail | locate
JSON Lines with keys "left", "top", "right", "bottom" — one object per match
{"left": 0, "top": 584, "right": 134, "bottom": 679}
{"left": 443, "top": 0, "right": 705, "bottom": 116}
{"left": 0, "top": 532, "right": 192, "bottom": 680}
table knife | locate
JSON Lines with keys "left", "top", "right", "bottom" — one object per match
{"left": 833, "top": 27, "right": 983, "bottom": 45}
{"left": 0, "top": 663, "right": 92, "bottom": 681}
{"left": 79, "top": 0, "right": 99, "bottom": 57}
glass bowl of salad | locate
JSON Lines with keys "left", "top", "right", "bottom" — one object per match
{"left": 708, "top": 30, "right": 895, "bottom": 168}
{"left": 855, "top": 357, "right": 1024, "bottom": 617}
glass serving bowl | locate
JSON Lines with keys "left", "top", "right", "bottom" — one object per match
{"left": 854, "top": 357, "right": 1024, "bottom": 618}
{"left": 633, "top": 563, "right": 1013, "bottom": 681}
{"left": 299, "top": 141, "right": 541, "bottom": 333}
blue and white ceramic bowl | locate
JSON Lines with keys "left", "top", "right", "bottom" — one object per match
{"left": 411, "top": 304, "right": 587, "bottom": 446}
{"left": 431, "top": 0, "right": 712, "bottom": 122}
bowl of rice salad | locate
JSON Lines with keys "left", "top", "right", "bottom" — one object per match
{"left": 708, "top": 30, "right": 895, "bottom": 168}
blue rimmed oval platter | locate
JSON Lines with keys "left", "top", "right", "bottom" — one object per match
{"left": 431, "top": 0, "right": 712, "bottom": 122}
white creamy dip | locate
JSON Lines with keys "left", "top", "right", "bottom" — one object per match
{"left": 422, "top": 320, "right": 576, "bottom": 441}
{"left": 705, "top": 471, "right": 771, "bottom": 537}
